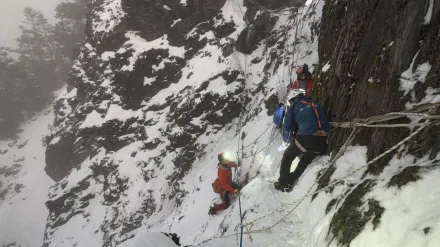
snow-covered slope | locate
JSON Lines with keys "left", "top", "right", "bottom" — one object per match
{"left": 34, "top": 0, "right": 440, "bottom": 246}
{"left": 0, "top": 104, "right": 56, "bottom": 246}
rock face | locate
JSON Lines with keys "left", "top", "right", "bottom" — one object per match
{"left": 317, "top": 0, "right": 440, "bottom": 172}
{"left": 316, "top": 0, "right": 440, "bottom": 244}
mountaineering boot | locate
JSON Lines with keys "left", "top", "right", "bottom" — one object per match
{"left": 274, "top": 181, "right": 285, "bottom": 191}
{"left": 208, "top": 207, "right": 216, "bottom": 215}
{"left": 274, "top": 181, "right": 293, "bottom": 192}
{"left": 208, "top": 202, "right": 228, "bottom": 215}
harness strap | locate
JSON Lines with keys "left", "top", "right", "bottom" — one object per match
{"left": 295, "top": 138, "right": 324, "bottom": 154}
{"left": 301, "top": 100, "right": 322, "bottom": 130}
{"left": 295, "top": 139, "right": 307, "bottom": 152}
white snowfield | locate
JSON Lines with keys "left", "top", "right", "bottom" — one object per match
{"left": 119, "top": 232, "right": 178, "bottom": 247}
{"left": 0, "top": 106, "right": 55, "bottom": 246}
{"left": 1, "top": 0, "right": 440, "bottom": 247}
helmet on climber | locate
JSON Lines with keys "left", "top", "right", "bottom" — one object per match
{"left": 218, "top": 152, "right": 233, "bottom": 165}
{"left": 296, "top": 63, "right": 309, "bottom": 75}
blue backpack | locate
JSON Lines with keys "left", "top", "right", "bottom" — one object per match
{"left": 273, "top": 103, "right": 285, "bottom": 129}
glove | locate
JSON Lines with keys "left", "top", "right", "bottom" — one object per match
{"left": 233, "top": 189, "right": 240, "bottom": 194}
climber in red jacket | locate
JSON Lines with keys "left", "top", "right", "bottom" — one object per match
{"left": 291, "top": 64, "right": 313, "bottom": 96}
{"left": 209, "top": 152, "right": 240, "bottom": 215}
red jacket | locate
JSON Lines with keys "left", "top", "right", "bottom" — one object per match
{"left": 292, "top": 77, "right": 313, "bottom": 96}
{"left": 217, "top": 161, "right": 237, "bottom": 193}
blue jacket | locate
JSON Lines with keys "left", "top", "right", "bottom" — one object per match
{"left": 283, "top": 96, "right": 330, "bottom": 143}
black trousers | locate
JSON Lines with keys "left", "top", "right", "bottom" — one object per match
{"left": 278, "top": 135, "right": 327, "bottom": 187}
{"left": 222, "top": 182, "right": 238, "bottom": 206}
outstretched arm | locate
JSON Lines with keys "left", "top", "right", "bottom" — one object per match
{"left": 219, "top": 173, "right": 235, "bottom": 193}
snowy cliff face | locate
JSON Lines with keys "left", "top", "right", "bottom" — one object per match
{"left": 43, "top": 0, "right": 316, "bottom": 245}
{"left": 39, "top": 0, "right": 440, "bottom": 247}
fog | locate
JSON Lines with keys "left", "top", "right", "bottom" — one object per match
{"left": 0, "top": 0, "right": 62, "bottom": 48}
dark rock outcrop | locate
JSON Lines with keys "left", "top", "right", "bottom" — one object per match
{"left": 317, "top": 0, "right": 440, "bottom": 174}
{"left": 317, "top": 1, "right": 440, "bottom": 245}
{"left": 328, "top": 180, "right": 384, "bottom": 245}
{"left": 45, "top": 134, "right": 75, "bottom": 182}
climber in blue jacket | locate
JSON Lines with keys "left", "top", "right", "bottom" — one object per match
{"left": 274, "top": 93, "right": 330, "bottom": 192}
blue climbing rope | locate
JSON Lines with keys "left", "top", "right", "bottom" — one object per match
{"left": 237, "top": 184, "right": 244, "bottom": 247}
{"left": 234, "top": 157, "right": 244, "bottom": 247}
{"left": 232, "top": 164, "right": 243, "bottom": 247}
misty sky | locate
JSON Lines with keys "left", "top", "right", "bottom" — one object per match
{"left": 0, "top": 0, "right": 62, "bottom": 48}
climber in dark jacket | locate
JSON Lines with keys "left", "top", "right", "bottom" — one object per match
{"left": 274, "top": 93, "right": 330, "bottom": 192}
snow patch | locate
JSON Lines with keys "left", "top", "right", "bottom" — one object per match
{"left": 49, "top": 136, "right": 61, "bottom": 145}
{"left": 423, "top": 0, "right": 434, "bottom": 25}
{"left": 119, "top": 232, "right": 178, "bottom": 247}
{"left": 171, "top": 18, "right": 182, "bottom": 27}
{"left": 104, "top": 104, "right": 141, "bottom": 123}
{"left": 322, "top": 62, "right": 330, "bottom": 72}
{"left": 80, "top": 104, "right": 141, "bottom": 129}
{"left": 101, "top": 79, "right": 112, "bottom": 87}
{"left": 80, "top": 110, "right": 104, "bottom": 129}
{"left": 102, "top": 51, "right": 116, "bottom": 61}
{"left": 144, "top": 76, "right": 157, "bottom": 86}
{"left": 92, "top": 0, "right": 125, "bottom": 34}
{"left": 399, "top": 51, "right": 431, "bottom": 95}
{"left": 352, "top": 157, "right": 440, "bottom": 247}
{"left": 331, "top": 146, "right": 368, "bottom": 182}
{"left": 84, "top": 43, "right": 94, "bottom": 51}
{"left": 406, "top": 87, "right": 440, "bottom": 109}
{"left": 120, "top": 32, "right": 185, "bottom": 71}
